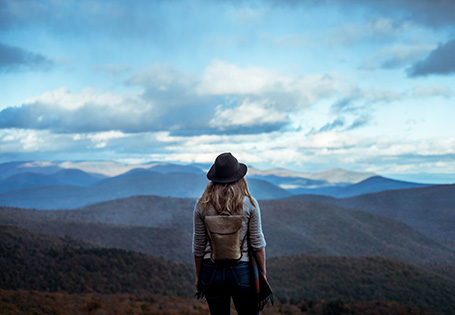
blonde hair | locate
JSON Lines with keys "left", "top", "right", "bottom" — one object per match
{"left": 199, "top": 178, "right": 255, "bottom": 215}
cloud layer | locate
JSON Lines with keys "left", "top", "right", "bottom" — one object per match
{"left": 0, "top": 62, "right": 343, "bottom": 135}
{"left": 0, "top": 0, "right": 454, "bottom": 183}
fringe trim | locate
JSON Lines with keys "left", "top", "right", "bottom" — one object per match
{"left": 258, "top": 293, "right": 274, "bottom": 311}
{"left": 196, "top": 291, "right": 273, "bottom": 311}
{"left": 195, "top": 290, "right": 206, "bottom": 301}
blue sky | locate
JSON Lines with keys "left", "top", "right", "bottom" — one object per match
{"left": 0, "top": 0, "right": 454, "bottom": 183}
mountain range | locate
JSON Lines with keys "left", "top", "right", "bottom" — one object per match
{"left": 2, "top": 189, "right": 455, "bottom": 266}
{"left": 1, "top": 160, "right": 455, "bottom": 314}
{"left": 0, "top": 161, "right": 440, "bottom": 209}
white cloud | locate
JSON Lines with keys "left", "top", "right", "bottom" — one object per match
{"left": 197, "top": 60, "right": 274, "bottom": 95}
{"left": 210, "top": 99, "right": 287, "bottom": 129}
{"left": 129, "top": 64, "right": 196, "bottom": 91}
{"left": 24, "top": 87, "right": 129, "bottom": 110}
{"left": 0, "top": 129, "right": 75, "bottom": 152}
{"left": 83, "top": 131, "right": 128, "bottom": 149}
{"left": 134, "top": 128, "right": 454, "bottom": 176}
{"left": 198, "top": 60, "right": 340, "bottom": 107}
{"left": 1, "top": 87, "right": 156, "bottom": 133}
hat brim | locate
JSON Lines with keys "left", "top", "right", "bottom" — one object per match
{"left": 207, "top": 163, "right": 247, "bottom": 184}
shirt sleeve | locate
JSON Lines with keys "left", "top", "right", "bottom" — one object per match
{"left": 248, "top": 198, "right": 267, "bottom": 251}
{"left": 192, "top": 201, "right": 207, "bottom": 257}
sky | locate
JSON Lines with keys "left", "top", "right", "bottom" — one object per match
{"left": 0, "top": 0, "right": 454, "bottom": 183}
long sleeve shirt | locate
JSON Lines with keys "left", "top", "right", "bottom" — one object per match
{"left": 192, "top": 196, "right": 266, "bottom": 262}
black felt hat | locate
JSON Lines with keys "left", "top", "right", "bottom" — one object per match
{"left": 207, "top": 152, "right": 247, "bottom": 184}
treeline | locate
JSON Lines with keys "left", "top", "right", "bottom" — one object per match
{"left": 1, "top": 225, "right": 193, "bottom": 296}
{"left": 268, "top": 255, "right": 455, "bottom": 315}
{"left": 3, "top": 224, "right": 455, "bottom": 314}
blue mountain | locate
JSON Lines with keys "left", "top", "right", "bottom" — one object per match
{"left": 0, "top": 172, "right": 61, "bottom": 194}
{"left": 320, "top": 176, "right": 431, "bottom": 198}
{"left": 0, "top": 161, "right": 63, "bottom": 180}
{"left": 0, "top": 172, "right": 292, "bottom": 209}
{"left": 50, "top": 168, "right": 105, "bottom": 186}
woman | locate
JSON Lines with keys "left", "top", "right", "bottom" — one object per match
{"left": 193, "top": 152, "right": 267, "bottom": 314}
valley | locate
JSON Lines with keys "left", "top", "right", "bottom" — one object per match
{"left": 1, "top": 160, "right": 454, "bottom": 314}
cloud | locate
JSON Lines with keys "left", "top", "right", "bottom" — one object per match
{"left": 132, "top": 61, "right": 342, "bottom": 133}
{"left": 0, "top": 88, "right": 153, "bottom": 133}
{"left": 0, "top": 42, "right": 53, "bottom": 72}
{"left": 0, "top": 63, "right": 214, "bottom": 134}
{"left": 407, "top": 39, "right": 455, "bottom": 77}
{"left": 197, "top": 60, "right": 277, "bottom": 95}
{"left": 361, "top": 44, "right": 434, "bottom": 70}
{"left": 210, "top": 98, "right": 288, "bottom": 131}
{"left": 355, "top": 0, "right": 455, "bottom": 29}
{"left": 0, "top": 129, "right": 78, "bottom": 153}
{"left": 0, "top": 60, "right": 398, "bottom": 136}
{"left": 317, "top": 119, "right": 345, "bottom": 133}
{"left": 128, "top": 64, "right": 219, "bottom": 132}
{"left": 162, "top": 129, "right": 455, "bottom": 176}
{"left": 198, "top": 60, "right": 339, "bottom": 107}
{"left": 331, "top": 97, "right": 359, "bottom": 114}
{"left": 0, "top": 0, "right": 205, "bottom": 45}
{"left": 274, "top": 0, "right": 455, "bottom": 29}
{"left": 329, "top": 18, "right": 412, "bottom": 46}
{"left": 330, "top": 87, "right": 402, "bottom": 116}
{"left": 308, "top": 113, "right": 370, "bottom": 135}
{"left": 347, "top": 116, "right": 370, "bottom": 130}
{"left": 412, "top": 85, "right": 453, "bottom": 98}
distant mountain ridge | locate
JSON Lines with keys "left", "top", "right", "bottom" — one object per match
{"left": 0, "top": 170, "right": 293, "bottom": 209}
{"left": 249, "top": 167, "right": 376, "bottom": 184}
{"left": 288, "top": 175, "right": 431, "bottom": 198}
{"left": 0, "top": 160, "right": 440, "bottom": 209}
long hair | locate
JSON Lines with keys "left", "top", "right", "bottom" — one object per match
{"left": 199, "top": 178, "right": 255, "bottom": 215}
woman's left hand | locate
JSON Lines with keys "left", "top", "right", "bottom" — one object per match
{"left": 195, "top": 276, "right": 200, "bottom": 290}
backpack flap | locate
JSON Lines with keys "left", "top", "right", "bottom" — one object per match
{"left": 205, "top": 215, "right": 243, "bottom": 262}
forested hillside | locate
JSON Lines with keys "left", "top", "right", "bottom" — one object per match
{"left": 0, "top": 225, "right": 193, "bottom": 296}
{"left": 2, "top": 194, "right": 455, "bottom": 266}
{"left": 290, "top": 184, "right": 455, "bottom": 241}
{"left": 2, "top": 225, "right": 454, "bottom": 314}
{"left": 268, "top": 255, "right": 455, "bottom": 315}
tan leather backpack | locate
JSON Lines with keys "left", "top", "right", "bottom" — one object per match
{"left": 204, "top": 212, "right": 246, "bottom": 263}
